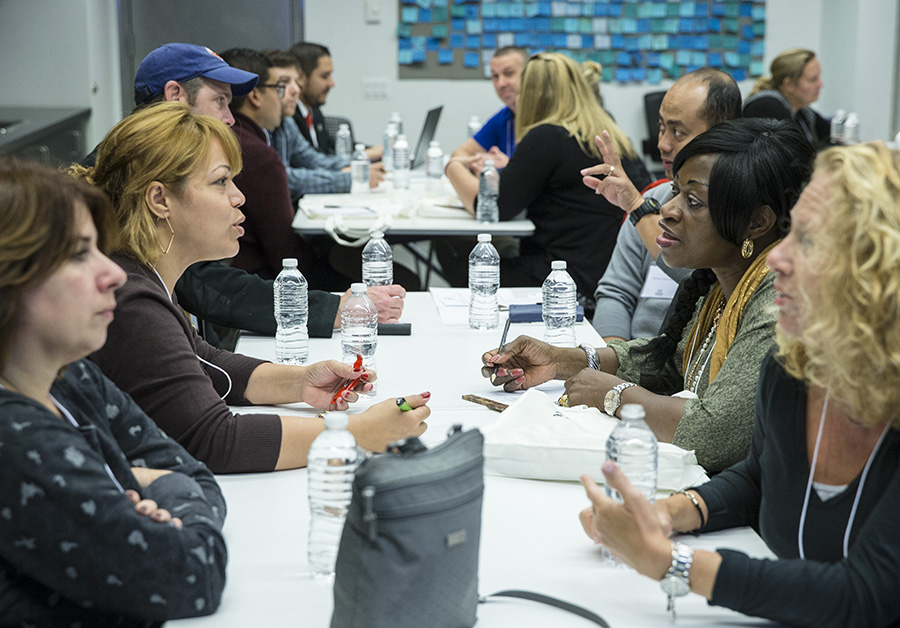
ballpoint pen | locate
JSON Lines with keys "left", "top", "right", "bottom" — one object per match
{"left": 490, "top": 318, "right": 512, "bottom": 384}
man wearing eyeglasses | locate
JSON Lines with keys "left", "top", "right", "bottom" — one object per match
{"left": 219, "top": 47, "right": 336, "bottom": 286}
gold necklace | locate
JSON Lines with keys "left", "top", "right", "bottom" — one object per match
{"left": 684, "top": 298, "right": 725, "bottom": 393}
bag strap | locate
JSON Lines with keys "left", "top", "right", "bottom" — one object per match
{"left": 482, "top": 590, "right": 611, "bottom": 627}
{"left": 324, "top": 213, "right": 391, "bottom": 247}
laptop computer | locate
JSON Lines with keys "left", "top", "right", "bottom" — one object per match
{"left": 410, "top": 105, "right": 443, "bottom": 169}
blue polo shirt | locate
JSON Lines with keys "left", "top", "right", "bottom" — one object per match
{"left": 473, "top": 106, "right": 515, "bottom": 157}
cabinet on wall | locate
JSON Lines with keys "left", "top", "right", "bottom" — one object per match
{"left": 0, "top": 107, "right": 91, "bottom": 167}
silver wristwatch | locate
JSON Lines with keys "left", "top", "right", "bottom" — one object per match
{"left": 660, "top": 542, "right": 693, "bottom": 619}
{"left": 603, "top": 382, "right": 637, "bottom": 416}
{"left": 577, "top": 343, "right": 600, "bottom": 370}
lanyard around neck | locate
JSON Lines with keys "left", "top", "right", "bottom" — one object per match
{"left": 798, "top": 391, "right": 891, "bottom": 559}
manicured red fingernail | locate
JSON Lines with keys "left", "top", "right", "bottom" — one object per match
{"left": 420, "top": 391, "right": 431, "bottom": 398}
{"left": 360, "top": 373, "right": 369, "bottom": 380}
{"left": 515, "top": 376, "right": 525, "bottom": 383}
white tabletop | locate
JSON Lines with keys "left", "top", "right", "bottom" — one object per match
{"left": 170, "top": 291, "right": 776, "bottom": 627}
{"left": 294, "top": 173, "right": 534, "bottom": 238}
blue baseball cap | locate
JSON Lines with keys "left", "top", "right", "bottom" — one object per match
{"left": 134, "top": 43, "right": 259, "bottom": 105}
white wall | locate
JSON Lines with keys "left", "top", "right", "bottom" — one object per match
{"left": 307, "top": 0, "right": 898, "bottom": 149}
{"left": 0, "top": 0, "right": 122, "bottom": 148}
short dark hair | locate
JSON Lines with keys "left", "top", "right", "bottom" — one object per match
{"left": 220, "top": 48, "right": 273, "bottom": 111}
{"left": 289, "top": 42, "right": 331, "bottom": 78}
{"left": 265, "top": 49, "right": 301, "bottom": 71}
{"left": 493, "top": 46, "right": 528, "bottom": 63}
{"left": 673, "top": 117, "right": 813, "bottom": 245}
{"left": 132, "top": 76, "right": 207, "bottom": 113}
{"left": 682, "top": 68, "right": 742, "bottom": 127}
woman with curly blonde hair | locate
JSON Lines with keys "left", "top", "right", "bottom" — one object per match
{"left": 578, "top": 144, "right": 900, "bottom": 627}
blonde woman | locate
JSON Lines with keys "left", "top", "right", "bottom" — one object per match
{"left": 743, "top": 48, "right": 829, "bottom": 146}
{"left": 75, "top": 102, "right": 429, "bottom": 474}
{"left": 580, "top": 144, "right": 900, "bottom": 627}
{"left": 445, "top": 52, "right": 650, "bottom": 299}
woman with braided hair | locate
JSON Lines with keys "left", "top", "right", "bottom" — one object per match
{"left": 482, "top": 118, "right": 813, "bottom": 472}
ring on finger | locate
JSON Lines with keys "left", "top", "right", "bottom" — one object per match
{"left": 608, "top": 165, "right": 615, "bottom": 176}
{"left": 558, "top": 393, "right": 569, "bottom": 407}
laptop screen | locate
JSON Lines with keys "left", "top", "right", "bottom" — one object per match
{"left": 410, "top": 106, "right": 443, "bottom": 169}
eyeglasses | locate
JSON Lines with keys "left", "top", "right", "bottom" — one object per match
{"left": 260, "top": 83, "right": 287, "bottom": 98}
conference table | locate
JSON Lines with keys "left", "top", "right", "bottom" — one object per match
{"left": 293, "top": 172, "right": 534, "bottom": 287}
{"left": 170, "top": 291, "right": 776, "bottom": 627}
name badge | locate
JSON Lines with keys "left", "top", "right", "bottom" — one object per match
{"left": 640, "top": 265, "right": 679, "bottom": 299}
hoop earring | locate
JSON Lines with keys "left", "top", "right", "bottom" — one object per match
{"left": 741, "top": 238, "right": 754, "bottom": 259}
{"left": 157, "top": 216, "right": 175, "bottom": 255}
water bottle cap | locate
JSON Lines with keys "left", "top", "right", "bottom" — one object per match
{"left": 484, "top": 159, "right": 495, "bottom": 168}
{"left": 836, "top": 109, "right": 846, "bottom": 116}
{"left": 386, "top": 122, "right": 398, "bottom": 132}
{"left": 620, "top": 403, "right": 646, "bottom": 421}
{"left": 338, "top": 123, "right": 349, "bottom": 130}
{"left": 551, "top": 260, "right": 567, "bottom": 270}
{"left": 354, "top": 143, "right": 365, "bottom": 150}
{"left": 371, "top": 231, "right": 384, "bottom": 239}
{"left": 350, "top": 282, "right": 368, "bottom": 293}
{"left": 429, "top": 140, "right": 440, "bottom": 147}
{"left": 282, "top": 258, "right": 298, "bottom": 268}
{"left": 477, "top": 233, "right": 492, "bottom": 242}
{"left": 323, "top": 411, "right": 350, "bottom": 430}
{"left": 396, "top": 134, "right": 407, "bottom": 142}
{"left": 470, "top": 115, "right": 479, "bottom": 122}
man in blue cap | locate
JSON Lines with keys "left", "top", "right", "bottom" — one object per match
{"left": 81, "top": 43, "right": 257, "bottom": 166}
{"left": 131, "top": 43, "right": 259, "bottom": 125}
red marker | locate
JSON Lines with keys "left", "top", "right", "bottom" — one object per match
{"left": 331, "top": 353, "right": 364, "bottom": 405}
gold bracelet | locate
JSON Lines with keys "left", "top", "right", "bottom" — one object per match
{"left": 675, "top": 490, "right": 706, "bottom": 529}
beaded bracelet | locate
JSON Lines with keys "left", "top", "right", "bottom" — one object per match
{"left": 675, "top": 490, "right": 706, "bottom": 529}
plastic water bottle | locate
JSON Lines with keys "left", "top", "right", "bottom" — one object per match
{"left": 273, "top": 258, "right": 308, "bottom": 364}
{"left": 468, "top": 233, "right": 500, "bottom": 330}
{"left": 425, "top": 140, "right": 444, "bottom": 195}
{"left": 467, "top": 115, "right": 481, "bottom": 138}
{"left": 362, "top": 231, "right": 393, "bottom": 286}
{"left": 843, "top": 113, "right": 860, "bottom": 144}
{"left": 307, "top": 411, "right": 360, "bottom": 579}
{"left": 830, "top": 109, "right": 846, "bottom": 144}
{"left": 392, "top": 133, "right": 411, "bottom": 190}
{"left": 605, "top": 404, "right": 658, "bottom": 503}
{"left": 335, "top": 123, "right": 352, "bottom": 162}
{"left": 601, "top": 403, "right": 658, "bottom": 565}
{"left": 542, "top": 260, "right": 576, "bottom": 347}
{"left": 389, "top": 111, "right": 404, "bottom": 135}
{"left": 476, "top": 159, "right": 499, "bottom": 223}
{"left": 350, "top": 143, "right": 370, "bottom": 194}
{"left": 341, "top": 283, "right": 378, "bottom": 396}
{"left": 382, "top": 122, "right": 398, "bottom": 174}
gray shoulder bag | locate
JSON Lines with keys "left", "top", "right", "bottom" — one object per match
{"left": 330, "top": 426, "right": 610, "bottom": 628}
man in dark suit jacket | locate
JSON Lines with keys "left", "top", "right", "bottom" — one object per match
{"left": 290, "top": 42, "right": 336, "bottom": 154}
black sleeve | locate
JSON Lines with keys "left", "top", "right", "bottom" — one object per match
{"left": 0, "top": 366, "right": 227, "bottom": 621}
{"left": 742, "top": 96, "right": 792, "bottom": 122}
{"left": 175, "top": 261, "right": 340, "bottom": 338}
{"left": 497, "top": 125, "right": 559, "bottom": 221}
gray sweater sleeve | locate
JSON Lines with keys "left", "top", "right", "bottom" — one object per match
{"left": 593, "top": 220, "right": 651, "bottom": 339}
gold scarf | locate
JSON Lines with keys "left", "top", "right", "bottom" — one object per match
{"left": 682, "top": 240, "right": 779, "bottom": 383}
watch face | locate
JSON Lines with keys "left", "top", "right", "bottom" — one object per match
{"left": 660, "top": 575, "right": 690, "bottom": 597}
{"left": 603, "top": 389, "right": 618, "bottom": 415}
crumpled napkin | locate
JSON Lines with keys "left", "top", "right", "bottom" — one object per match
{"left": 482, "top": 388, "right": 709, "bottom": 491}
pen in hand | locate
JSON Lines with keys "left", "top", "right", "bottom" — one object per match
{"left": 331, "top": 353, "right": 364, "bottom": 405}
{"left": 490, "top": 318, "right": 512, "bottom": 384}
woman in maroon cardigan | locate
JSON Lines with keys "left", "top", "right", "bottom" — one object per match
{"left": 75, "top": 102, "right": 429, "bottom": 473}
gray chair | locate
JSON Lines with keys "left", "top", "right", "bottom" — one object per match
{"left": 324, "top": 115, "right": 355, "bottom": 146}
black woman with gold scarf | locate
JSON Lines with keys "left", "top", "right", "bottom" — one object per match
{"left": 481, "top": 119, "right": 813, "bottom": 473}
